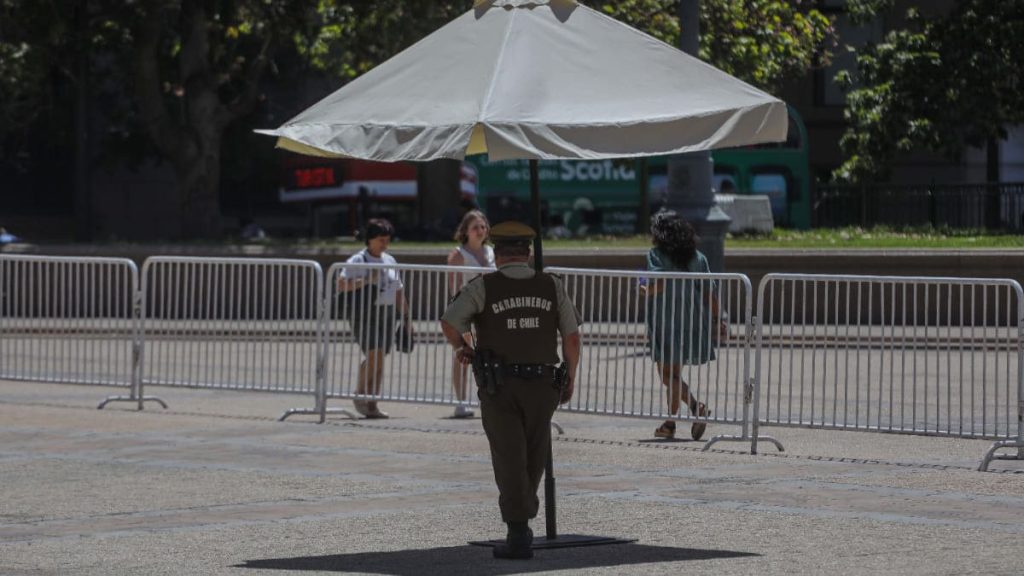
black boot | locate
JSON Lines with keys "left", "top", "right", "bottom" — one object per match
{"left": 493, "top": 521, "right": 534, "bottom": 559}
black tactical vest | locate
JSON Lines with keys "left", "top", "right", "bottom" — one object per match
{"left": 477, "top": 270, "right": 560, "bottom": 365}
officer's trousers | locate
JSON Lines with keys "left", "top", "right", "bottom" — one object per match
{"left": 479, "top": 374, "right": 560, "bottom": 523}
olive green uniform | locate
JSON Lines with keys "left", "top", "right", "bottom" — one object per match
{"left": 441, "top": 262, "right": 580, "bottom": 522}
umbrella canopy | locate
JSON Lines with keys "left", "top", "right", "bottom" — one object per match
{"left": 259, "top": 0, "right": 787, "bottom": 162}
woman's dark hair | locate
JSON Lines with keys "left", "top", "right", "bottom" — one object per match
{"left": 650, "top": 210, "right": 698, "bottom": 268}
{"left": 363, "top": 218, "right": 395, "bottom": 245}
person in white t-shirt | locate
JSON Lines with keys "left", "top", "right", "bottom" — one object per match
{"left": 445, "top": 210, "right": 494, "bottom": 418}
{"left": 337, "top": 218, "right": 409, "bottom": 418}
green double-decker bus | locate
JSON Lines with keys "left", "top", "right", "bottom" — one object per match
{"left": 465, "top": 106, "right": 810, "bottom": 233}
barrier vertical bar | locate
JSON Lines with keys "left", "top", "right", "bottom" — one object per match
{"left": 98, "top": 258, "right": 165, "bottom": 409}
{"left": 978, "top": 282, "right": 1024, "bottom": 470}
{"left": 751, "top": 295, "right": 765, "bottom": 455}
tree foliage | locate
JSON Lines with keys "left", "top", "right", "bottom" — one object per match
{"left": 596, "top": 1, "right": 835, "bottom": 92}
{"left": 0, "top": 1, "right": 82, "bottom": 165}
{"left": 698, "top": 0, "right": 835, "bottom": 92}
{"left": 297, "top": 2, "right": 466, "bottom": 81}
{"left": 298, "top": 1, "right": 836, "bottom": 92}
{"left": 835, "top": 0, "right": 1024, "bottom": 183}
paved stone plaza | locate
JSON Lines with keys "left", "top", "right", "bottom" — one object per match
{"left": 1, "top": 379, "right": 1023, "bottom": 575}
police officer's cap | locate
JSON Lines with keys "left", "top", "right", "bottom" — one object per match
{"left": 489, "top": 221, "right": 535, "bottom": 244}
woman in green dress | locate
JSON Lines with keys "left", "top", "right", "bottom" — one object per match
{"left": 641, "top": 211, "right": 721, "bottom": 440}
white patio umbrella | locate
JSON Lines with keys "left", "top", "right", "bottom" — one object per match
{"left": 259, "top": 0, "right": 787, "bottom": 162}
{"left": 259, "top": 0, "right": 788, "bottom": 546}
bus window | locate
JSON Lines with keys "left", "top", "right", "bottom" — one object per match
{"left": 751, "top": 171, "right": 792, "bottom": 225}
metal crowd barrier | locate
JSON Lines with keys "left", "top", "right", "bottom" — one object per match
{"left": 751, "top": 273, "right": 1023, "bottom": 469}
{"left": 546, "top": 266, "right": 780, "bottom": 450}
{"left": 0, "top": 255, "right": 140, "bottom": 394}
{"left": 4, "top": 254, "right": 1023, "bottom": 471}
{"left": 137, "top": 257, "right": 324, "bottom": 413}
{"left": 312, "top": 261, "right": 490, "bottom": 421}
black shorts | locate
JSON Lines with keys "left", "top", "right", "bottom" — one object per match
{"left": 350, "top": 305, "right": 396, "bottom": 354}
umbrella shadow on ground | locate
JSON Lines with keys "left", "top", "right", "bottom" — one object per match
{"left": 236, "top": 542, "right": 758, "bottom": 575}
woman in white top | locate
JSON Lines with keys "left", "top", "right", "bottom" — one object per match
{"left": 446, "top": 210, "right": 494, "bottom": 418}
{"left": 337, "top": 218, "right": 409, "bottom": 419}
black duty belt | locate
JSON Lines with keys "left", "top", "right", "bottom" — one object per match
{"left": 503, "top": 364, "right": 556, "bottom": 379}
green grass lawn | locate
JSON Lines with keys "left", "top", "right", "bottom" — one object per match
{"left": 409, "top": 227, "right": 1024, "bottom": 249}
{"left": 250, "top": 226, "right": 1024, "bottom": 250}
{"left": 724, "top": 226, "right": 1024, "bottom": 249}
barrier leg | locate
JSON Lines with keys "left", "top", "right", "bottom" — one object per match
{"left": 704, "top": 432, "right": 784, "bottom": 452}
{"left": 703, "top": 376, "right": 784, "bottom": 453}
{"left": 98, "top": 343, "right": 165, "bottom": 410}
{"left": 97, "top": 394, "right": 168, "bottom": 410}
{"left": 280, "top": 407, "right": 358, "bottom": 422}
{"left": 978, "top": 440, "right": 1024, "bottom": 472}
{"left": 281, "top": 323, "right": 357, "bottom": 422}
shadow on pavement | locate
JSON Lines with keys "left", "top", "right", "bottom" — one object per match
{"left": 236, "top": 543, "right": 758, "bottom": 574}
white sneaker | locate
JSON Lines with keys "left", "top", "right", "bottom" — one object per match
{"left": 453, "top": 404, "right": 475, "bottom": 419}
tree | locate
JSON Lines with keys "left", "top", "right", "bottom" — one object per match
{"left": 1, "top": 0, "right": 319, "bottom": 238}
{"left": 1, "top": 1, "right": 471, "bottom": 239}
{"left": 834, "top": 0, "right": 1024, "bottom": 183}
{"left": 128, "top": 0, "right": 331, "bottom": 238}
{"left": 1, "top": 0, "right": 835, "bottom": 239}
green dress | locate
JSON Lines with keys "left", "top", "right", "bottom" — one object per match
{"left": 645, "top": 247, "right": 717, "bottom": 365}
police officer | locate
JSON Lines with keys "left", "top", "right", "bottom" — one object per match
{"left": 440, "top": 221, "right": 581, "bottom": 560}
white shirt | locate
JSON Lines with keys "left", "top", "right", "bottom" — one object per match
{"left": 343, "top": 249, "right": 404, "bottom": 306}
{"left": 454, "top": 244, "right": 496, "bottom": 289}
{"left": 458, "top": 244, "right": 495, "bottom": 268}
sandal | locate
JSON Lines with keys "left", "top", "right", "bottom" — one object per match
{"left": 690, "top": 402, "right": 710, "bottom": 441}
{"left": 654, "top": 420, "right": 676, "bottom": 439}
{"left": 364, "top": 401, "right": 389, "bottom": 419}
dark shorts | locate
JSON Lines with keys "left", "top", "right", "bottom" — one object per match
{"left": 350, "top": 305, "right": 396, "bottom": 354}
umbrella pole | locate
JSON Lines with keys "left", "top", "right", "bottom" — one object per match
{"left": 527, "top": 161, "right": 559, "bottom": 540}
{"left": 530, "top": 159, "right": 544, "bottom": 270}
{"left": 525, "top": 160, "right": 633, "bottom": 549}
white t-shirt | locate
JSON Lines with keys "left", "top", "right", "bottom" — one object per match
{"left": 343, "top": 249, "right": 403, "bottom": 306}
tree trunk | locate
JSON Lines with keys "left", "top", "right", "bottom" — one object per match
{"left": 73, "top": 0, "right": 92, "bottom": 241}
{"left": 173, "top": 131, "right": 223, "bottom": 239}
{"left": 985, "top": 137, "right": 1001, "bottom": 229}
{"left": 132, "top": 1, "right": 236, "bottom": 240}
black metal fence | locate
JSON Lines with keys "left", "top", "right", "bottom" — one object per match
{"left": 813, "top": 183, "right": 1024, "bottom": 231}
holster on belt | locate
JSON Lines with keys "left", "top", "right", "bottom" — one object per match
{"left": 552, "top": 360, "right": 569, "bottom": 387}
{"left": 552, "top": 362, "right": 568, "bottom": 393}
{"left": 471, "top": 348, "right": 503, "bottom": 396}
